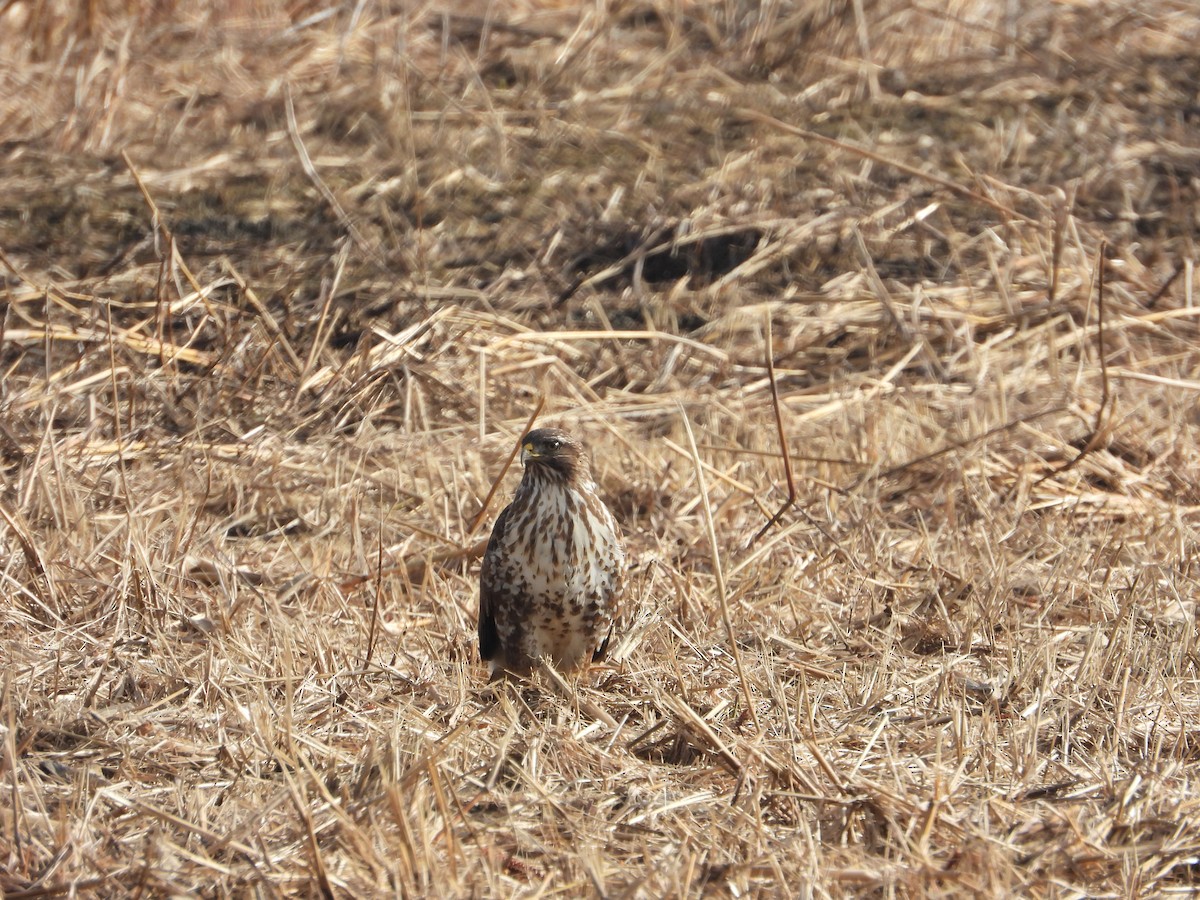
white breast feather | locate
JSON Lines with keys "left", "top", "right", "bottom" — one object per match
{"left": 510, "top": 481, "right": 621, "bottom": 666}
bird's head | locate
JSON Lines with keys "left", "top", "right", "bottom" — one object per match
{"left": 520, "top": 428, "right": 588, "bottom": 482}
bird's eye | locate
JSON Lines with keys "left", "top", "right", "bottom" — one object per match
{"left": 546, "top": 439, "right": 561, "bottom": 450}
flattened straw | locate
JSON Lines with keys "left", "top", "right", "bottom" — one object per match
{"left": 223, "top": 256, "right": 304, "bottom": 374}
{"left": 852, "top": 226, "right": 947, "bottom": 380}
{"left": 538, "top": 658, "right": 618, "bottom": 728}
{"left": 852, "top": 406, "right": 1066, "bottom": 491}
{"left": 737, "top": 108, "right": 1034, "bottom": 224}
{"left": 665, "top": 694, "right": 742, "bottom": 775}
{"left": 501, "top": 329, "right": 729, "bottom": 363}
{"left": 337, "top": 536, "right": 490, "bottom": 592}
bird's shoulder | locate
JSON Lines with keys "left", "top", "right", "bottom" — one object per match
{"left": 483, "top": 501, "right": 518, "bottom": 560}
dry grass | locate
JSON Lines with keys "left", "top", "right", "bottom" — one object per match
{"left": 3, "top": 0, "right": 1200, "bottom": 896}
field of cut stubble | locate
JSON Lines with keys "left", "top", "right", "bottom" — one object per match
{"left": 3, "top": 1, "right": 1200, "bottom": 896}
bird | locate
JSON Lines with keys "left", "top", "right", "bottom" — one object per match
{"left": 478, "top": 427, "right": 625, "bottom": 679}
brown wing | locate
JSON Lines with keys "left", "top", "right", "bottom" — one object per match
{"left": 592, "top": 624, "right": 615, "bottom": 662}
{"left": 477, "top": 503, "right": 513, "bottom": 664}
{"left": 590, "top": 502, "right": 625, "bottom": 663}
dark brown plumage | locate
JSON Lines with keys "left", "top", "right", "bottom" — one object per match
{"left": 478, "top": 428, "right": 625, "bottom": 678}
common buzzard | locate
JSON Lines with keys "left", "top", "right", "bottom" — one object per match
{"left": 478, "top": 428, "right": 625, "bottom": 678}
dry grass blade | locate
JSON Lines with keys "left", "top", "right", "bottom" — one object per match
{"left": 0, "top": 501, "right": 57, "bottom": 615}
{"left": 746, "top": 309, "right": 796, "bottom": 549}
{"left": 283, "top": 83, "right": 383, "bottom": 268}
{"left": 122, "top": 150, "right": 208, "bottom": 302}
{"left": 1034, "top": 240, "right": 1112, "bottom": 489}
{"left": 679, "top": 404, "right": 757, "bottom": 732}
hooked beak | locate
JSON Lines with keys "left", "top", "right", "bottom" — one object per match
{"left": 520, "top": 441, "right": 539, "bottom": 464}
